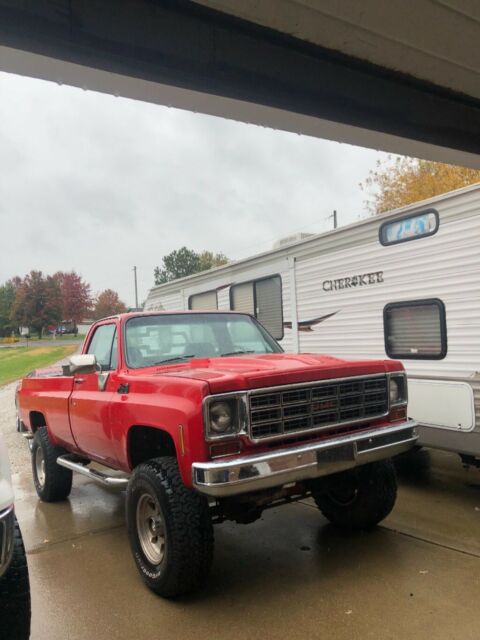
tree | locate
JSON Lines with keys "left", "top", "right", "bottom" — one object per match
{"left": 10, "top": 271, "right": 62, "bottom": 338}
{"left": 0, "top": 279, "right": 20, "bottom": 337}
{"left": 197, "top": 250, "right": 229, "bottom": 272}
{"left": 361, "top": 156, "right": 480, "bottom": 214}
{"left": 53, "top": 271, "right": 92, "bottom": 327}
{"left": 93, "top": 289, "right": 127, "bottom": 320}
{"left": 154, "top": 247, "right": 229, "bottom": 285}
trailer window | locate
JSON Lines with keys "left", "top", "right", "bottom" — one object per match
{"left": 230, "top": 275, "right": 283, "bottom": 340}
{"left": 379, "top": 209, "right": 439, "bottom": 246}
{"left": 188, "top": 290, "right": 218, "bottom": 310}
{"left": 384, "top": 299, "right": 447, "bottom": 359}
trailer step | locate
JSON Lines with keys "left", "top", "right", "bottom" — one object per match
{"left": 56, "top": 455, "right": 129, "bottom": 488}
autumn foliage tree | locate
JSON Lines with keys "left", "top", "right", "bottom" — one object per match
{"left": 93, "top": 289, "right": 126, "bottom": 320}
{"left": 361, "top": 156, "right": 480, "bottom": 214}
{"left": 0, "top": 278, "right": 20, "bottom": 337}
{"left": 53, "top": 271, "right": 92, "bottom": 327}
{"left": 11, "top": 271, "right": 63, "bottom": 338}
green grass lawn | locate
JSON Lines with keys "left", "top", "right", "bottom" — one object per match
{"left": 0, "top": 344, "right": 78, "bottom": 386}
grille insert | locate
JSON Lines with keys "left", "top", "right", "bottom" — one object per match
{"left": 249, "top": 376, "right": 388, "bottom": 440}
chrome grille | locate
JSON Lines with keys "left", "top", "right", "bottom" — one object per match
{"left": 249, "top": 375, "right": 388, "bottom": 441}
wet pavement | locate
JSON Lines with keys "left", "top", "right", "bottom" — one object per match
{"left": 1, "top": 381, "right": 479, "bottom": 640}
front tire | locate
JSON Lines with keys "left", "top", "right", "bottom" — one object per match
{"left": 31, "top": 426, "right": 73, "bottom": 502}
{"left": 0, "top": 518, "right": 31, "bottom": 640}
{"left": 312, "top": 459, "right": 397, "bottom": 531}
{"left": 126, "top": 457, "right": 213, "bottom": 598}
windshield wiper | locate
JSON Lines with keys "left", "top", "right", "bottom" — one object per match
{"left": 221, "top": 350, "right": 256, "bottom": 357}
{"left": 154, "top": 355, "right": 195, "bottom": 365}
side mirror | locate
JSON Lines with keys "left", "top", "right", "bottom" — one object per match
{"left": 67, "top": 354, "right": 98, "bottom": 375}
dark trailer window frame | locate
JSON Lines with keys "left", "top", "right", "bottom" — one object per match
{"left": 229, "top": 274, "right": 284, "bottom": 341}
{"left": 379, "top": 209, "right": 440, "bottom": 246}
{"left": 383, "top": 298, "right": 447, "bottom": 360}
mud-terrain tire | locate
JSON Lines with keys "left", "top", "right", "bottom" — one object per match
{"left": 312, "top": 459, "right": 397, "bottom": 531}
{"left": 126, "top": 457, "right": 213, "bottom": 598}
{"left": 31, "top": 426, "right": 72, "bottom": 502}
{"left": 0, "top": 518, "right": 31, "bottom": 640}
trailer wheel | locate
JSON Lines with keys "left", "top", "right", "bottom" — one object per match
{"left": 126, "top": 457, "right": 213, "bottom": 598}
{"left": 312, "top": 460, "right": 397, "bottom": 531}
{"left": 31, "top": 426, "right": 72, "bottom": 502}
{"left": 0, "top": 518, "right": 31, "bottom": 640}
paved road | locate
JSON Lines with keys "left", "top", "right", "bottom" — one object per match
{"left": 2, "top": 381, "right": 480, "bottom": 640}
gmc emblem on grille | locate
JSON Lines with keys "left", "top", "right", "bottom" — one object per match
{"left": 312, "top": 400, "right": 337, "bottom": 412}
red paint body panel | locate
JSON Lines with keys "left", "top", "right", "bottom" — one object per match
{"left": 16, "top": 312, "right": 405, "bottom": 489}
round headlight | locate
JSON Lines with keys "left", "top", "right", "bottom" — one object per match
{"left": 390, "top": 378, "right": 400, "bottom": 404}
{"left": 389, "top": 375, "right": 407, "bottom": 405}
{"left": 210, "top": 401, "right": 233, "bottom": 433}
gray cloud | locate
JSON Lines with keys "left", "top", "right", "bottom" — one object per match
{"left": 0, "top": 71, "right": 387, "bottom": 306}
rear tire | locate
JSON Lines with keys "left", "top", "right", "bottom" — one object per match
{"left": 126, "top": 457, "right": 213, "bottom": 598}
{"left": 31, "top": 426, "right": 73, "bottom": 502}
{"left": 312, "top": 459, "right": 397, "bottom": 531}
{"left": 0, "top": 518, "right": 31, "bottom": 640}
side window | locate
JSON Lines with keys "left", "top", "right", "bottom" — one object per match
{"left": 230, "top": 275, "right": 283, "bottom": 340}
{"left": 384, "top": 299, "right": 447, "bottom": 359}
{"left": 379, "top": 209, "right": 439, "bottom": 246}
{"left": 188, "top": 290, "right": 218, "bottom": 310}
{"left": 87, "top": 324, "right": 117, "bottom": 370}
{"left": 256, "top": 276, "right": 283, "bottom": 340}
{"left": 230, "top": 282, "right": 254, "bottom": 314}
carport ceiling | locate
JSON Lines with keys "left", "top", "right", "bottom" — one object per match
{"left": 0, "top": 0, "right": 479, "bottom": 167}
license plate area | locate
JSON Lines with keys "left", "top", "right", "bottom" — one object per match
{"left": 317, "top": 443, "right": 355, "bottom": 465}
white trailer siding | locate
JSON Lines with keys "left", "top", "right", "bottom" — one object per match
{"left": 145, "top": 289, "right": 185, "bottom": 312}
{"left": 294, "top": 212, "right": 480, "bottom": 379}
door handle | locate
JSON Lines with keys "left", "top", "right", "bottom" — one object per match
{"left": 74, "top": 378, "right": 85, "bottom": 384}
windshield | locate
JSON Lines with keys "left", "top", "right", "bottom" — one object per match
{"left": 124, "top": 313, "right": 282, "bottom": 368}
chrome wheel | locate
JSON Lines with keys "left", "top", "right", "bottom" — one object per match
{"left": 35, "top": 446, "right": 46, "bottom": 488}
{"left": 136, "top": 493, "right": 166, "bottom": 565}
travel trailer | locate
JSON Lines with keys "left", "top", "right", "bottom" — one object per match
{"left": 145, "top": 184, "right": 480, "bottom": 466}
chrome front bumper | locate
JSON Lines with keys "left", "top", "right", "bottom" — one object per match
{"left": 0, "top": 505, "right": 15, "bottom": 578}
{"left": 192, "top": 420, "right": 417, "bottom": 497}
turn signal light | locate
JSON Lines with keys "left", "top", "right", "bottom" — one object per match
{"left": 209, "top": 442, "right": 241, "bottom": 458}
{"left": 389, "top": 406, "right": 407, "bottom": 421}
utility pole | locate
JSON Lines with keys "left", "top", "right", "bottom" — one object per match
{"left": 133, "top": 266, "right": 139, "bottom": 309}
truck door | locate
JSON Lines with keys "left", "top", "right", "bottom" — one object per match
{"left": 69, "top": 322, "right": 120, "bottom": 466}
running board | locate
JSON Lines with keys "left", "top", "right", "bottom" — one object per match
{"left": 22, "top": 432, "right": 33, "bottom": 451}
{"left": 56, "top": 456, "right": 129, "bottom": 488}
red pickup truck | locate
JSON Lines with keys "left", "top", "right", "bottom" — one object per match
{"left": 16, "top": 311, "right": 417, "bottom": 597}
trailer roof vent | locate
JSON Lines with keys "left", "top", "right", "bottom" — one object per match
{"left": 273, "top": 232, "right": 314, "bottom": 249}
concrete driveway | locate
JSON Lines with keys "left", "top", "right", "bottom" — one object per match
{"left": 1, "top": 381, "right": 479, "bottom": 640}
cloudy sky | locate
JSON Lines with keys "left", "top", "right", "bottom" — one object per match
{"left": 0, "top": 71, "right": 389, "bottom": 307}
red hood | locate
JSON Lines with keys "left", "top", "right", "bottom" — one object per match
{"left": 158, "top": 353, "right": 403, "bottom": 394}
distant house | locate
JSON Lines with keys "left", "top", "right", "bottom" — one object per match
{"left": 77, "top": 319, "right": 94, "bottom": 336}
